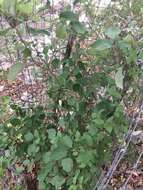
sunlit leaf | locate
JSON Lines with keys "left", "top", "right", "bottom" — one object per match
{"left": 17, "top": 2, "right": 33, "bottom": 16}
{"left": 61, "top": 158, "right": 73, "bottom": 172}
{"left": 56, "top": 23, "right": 67, "bottom": 39}
{"left": 0, "top": 0, "right": 4, "bottom": 6}
{"left": 105, "top": 26, "right": 121, "bottom": 39}
{"left": 24, "top": 132, "right": 34, "bottom": 142}
{"left": 115, "top": 67, "right": 124, "bottom": 89}
{"left": 62, "top": 135, "right": 73, "bottom": 148}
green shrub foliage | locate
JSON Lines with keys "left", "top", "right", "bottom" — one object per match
{"left": 0, "top": 0, "right": 142, "bottom": 190}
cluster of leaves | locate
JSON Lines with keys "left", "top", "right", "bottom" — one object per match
{"left": 0, "top": 28, "right": 135, "bottom": 190}
{"left": 0, "top": 0, "right": 39, "bottom": 18}
{"left": 0, "top": 100, "right": 128, "bottom": 190}
{"left": 0, "top": 0, "right": 143, "bottom": 190}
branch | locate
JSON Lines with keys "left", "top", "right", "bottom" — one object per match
{"left": 64, "top": 34, "right": 76, "bottom": 59}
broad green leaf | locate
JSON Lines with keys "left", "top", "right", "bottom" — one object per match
{"left": 123, "top": 35, "right": 134, "bottom": 44}
{"left": 60, "top": 11, "right": 78, "bottom": 21}
{"left": 56, "top": 23, "right": 67, "bottom": 39}
{"left": 48, "top": 129, "right": 56, "bottom": 139}
{"left": 23, "top": 159, "right": 30, "bottom": 166}
{"left": 104, "top": 117, "right": 113, "bottom": 133}
{"left": 105, "top": 26, "right": 121, "bottom": 39}
{"left": 118, "top": 39, "right": 132, "bottom": 50}
{"left": 27, "top": 143, "right": 38, "bottom": 155}
{"left": 7, "top": 63, "right": 23, "bottom": 81}
{"left": 23, "top": 48, "right": 31, "bottom": 58}
{"left": 94, "top": 118, "right": 104, "bottom": 127}
{"left": 81, "top": 133, "right": 93, "bottom": 146}
{"left": 115, "top": 67, "right": 124, "bottom": 89}
{"left": 42, "top": 152, "right": 51, "bottom": 163}
{"left": 90, "top": 39, "right": 113, "bottom": 51}
{"left": 77, "top": 151, "right": 94, "bottom": 167}
{"left": 17, "top": 2, "right": 33, "bottom": 16}
{"left": 2, "top": 96, "right": 10, "bottom": 104}
{"left": 61, "top": 158, "right": 73, "bottom": 172}
{"left": 62, "top": 135, "right": 73, "bottom": 148}
{"left": 87, "top": 48, "right": 97, "bottom": 55}
{"left": 24, "top": 132, "right": 34, "bottom": 142}
{"left": 38, "top": 167, "right": 52, "bottom": 185}
{"left": 72, "top": 21, "right": 86, "bottom": 34}
{"left": 50, "top": 145, "right": 67, "bottom": 160}
{"left": 50, "top": 175, "right": 65, "bottom": 189}
{"left": 27, "top": 27, "right": 50, "bottom": 36}
{"left": 47, "top": 128, "right": 56, "bottom": 143}
{"left": 58, "top": 117, "right": 65, "bottom": 127}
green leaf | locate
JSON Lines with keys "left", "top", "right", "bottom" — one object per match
{"left": 94, "top": 118, "right": 104, "bottom": 127}
{"left": 27, "top": 27, "right": 50, "bottom": 36}
{"left": 7, "top": 63, "right": 23, "bottom": 81}
{"left": 17, "top": 2, "right": 33, "bottom": 16}
{"left": 48, "top": 128, "right": 56, "bottom": 139}
{"left": 62, "top": 135, "right": 73, "bottom": 148}
{"left": 50, "top": 175, "right": 65, "bottom": 189}
{"left": 47, "top": 128, "right": 56, "bottom": 143}
{"left": 81, "top": 133, "right": 93, "bottom": 146}
{"left": 56, "top": 23, "right": 67, "bottom": 39}
{"left": 38, "top": 167, "right": 52, "bottom": 186}
{"left": 42, "top": 152, "right": 51, "bottom": 163}
{"left": 2, "top": 96, "right": 10, "bottom": 104}
{"left": 105, "top": 26, "right": 121, "bottom": 39}
{"left": 77, "top": 151, "right": 94, "bottom": 167}
{"left": 23, "top": 48, "right": 31, "bottom": 58}
{"left": 24, "top": 132, "right": 34, "bottom": 142}
{"left": 27, "top": 143, "right": 38, "bottom": 155}
{"left": 118, "top": 40, "right": 131, "bottom": 50}
{"left": 72, "top": 21, "right": 86, "bottom": 34}
{"left": 0, "top": 167, "right": 4, "bottom": 177}
{"left": 61, "top": 158, "right": 73, "bottom": 172}
{"left": 50, "top": 145, "right": 68, "bottom": 161}
{"left": 90, "top": 39, "right": 113, "bottom": 51}
{"left": 60, "top": 11, "right": 78, "bottom": 21}
{"left": 2, "top": 0, "right": 16, "bottom": 16}
{"left": 87, "top": 48, "right": 97, "bottom": 55}
{"left": 104, "top": 117, "right": 113, "bottom": 133}
{"left": 115, "top": 67, "right": 124, "bottom": 89}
